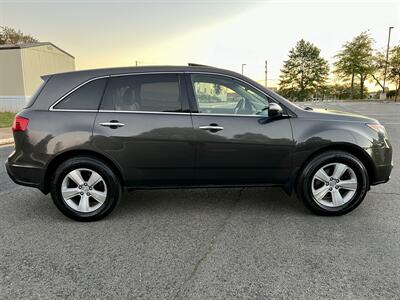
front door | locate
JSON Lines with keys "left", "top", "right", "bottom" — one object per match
{"left": 187, "top": 73, "right": 294, "bottom": 185}
{"left": 93, "top": 73, "right": 196, "bottom": 187}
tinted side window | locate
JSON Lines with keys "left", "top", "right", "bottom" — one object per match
{"left": 25, "top": 76, "right": 50, "bottom": 108}
{"left": 191, "top": 74, "right": 269, "bottom": 116}
{"left": 54, "top": 78, "right": 107, "bottom": 110}
{"left": 100, "top": 74, "right": 183, "bottom": 112}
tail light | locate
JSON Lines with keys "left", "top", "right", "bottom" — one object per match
{"left": 12, "top": 115, "right": 29, "bottom": 132}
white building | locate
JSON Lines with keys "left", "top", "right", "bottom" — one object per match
{"left": 0, "top": 42, "right": 75, "bottom": 111}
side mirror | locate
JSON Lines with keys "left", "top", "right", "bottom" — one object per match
{"left": 268, "top": 103, "right": 283, "bottom": 118}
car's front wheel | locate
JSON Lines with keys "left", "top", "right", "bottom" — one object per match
{"left": 297, "top": 151, "right": 369, "bottom": 215}
{"left": 50, "top": 156, "right": 121, "bottom": 221}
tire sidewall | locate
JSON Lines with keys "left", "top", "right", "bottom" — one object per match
{"left": 51, "top": 157, "right": 121, "bottom": 221}
{"left": 299, "top": 152, "right": 369, "bottom": 215}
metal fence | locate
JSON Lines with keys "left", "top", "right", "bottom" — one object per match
{"left": 0, "top": 96, "right": 27, "bottom": 112}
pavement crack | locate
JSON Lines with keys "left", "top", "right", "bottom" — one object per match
{"left": 173, "top": 187, "right": 245, "bottom": 299}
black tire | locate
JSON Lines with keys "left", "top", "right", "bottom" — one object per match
{"left": 296, "top": 151, "right": 369, "bottom": 216}
{"left": 50, "top": 156, "right": 121, "bottom": 221}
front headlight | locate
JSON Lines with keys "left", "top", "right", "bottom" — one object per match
{"left": 366, "top": 123, "right": 386, "bottom": 135}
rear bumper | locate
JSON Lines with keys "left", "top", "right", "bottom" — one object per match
{"left": 5, "top": 161, "right": 46, "bottom": 193}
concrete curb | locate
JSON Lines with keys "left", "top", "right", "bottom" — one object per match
{"left": 0, "top": 138, "right": 14, "bottom": 146}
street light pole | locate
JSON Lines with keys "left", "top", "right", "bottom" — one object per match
{"left": 383, "top": 26, "right": 394, "bottom": 98}
{"left": 241, "top": 63, "right": 246, "bottom": 75}
{"left": 265, "top": 60, "right": 268, "bottom": 88}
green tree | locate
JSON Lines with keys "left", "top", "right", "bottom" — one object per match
{"left": 278, "top": 39, "right": 329, "bottom": 101}
{"left": 334, "top": 32, "right": 374, "bottom": 99}
{"left": 370, "top": 50, "right": 387, "bottom": 93}
{"left": 0, "top": 26, "right": 38, "bottom": 45}
{"left": 387, "top": 44, "right": 400, "bottom": 101}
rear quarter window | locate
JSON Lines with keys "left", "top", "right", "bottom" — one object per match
{"left": 53, "top": 78, "right": 107, "bottom": 110}
{"left": 25, "top": 76, "right": 51, "bottom": 108}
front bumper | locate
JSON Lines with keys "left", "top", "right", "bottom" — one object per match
{"left": 5, "top": 161, "right": 46, "bottom": 193}
{"left": 371, "top": 163, "right": 393, "bottom": 185}
{"left": 367, "top": 132, "right": 393, "bottom": 185}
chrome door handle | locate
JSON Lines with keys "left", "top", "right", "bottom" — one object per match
{"left": 99, "top": 122, "right": 125, "bottom": 128}
{"left": 199, "top": 125, "right": 224, "bottom": 131}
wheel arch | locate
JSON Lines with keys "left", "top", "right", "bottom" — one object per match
{"left": 43, "top": 149, "right": 125, "bottom": 194}
{"left": 289, "top": 143, "right": 374, "bottom": 195}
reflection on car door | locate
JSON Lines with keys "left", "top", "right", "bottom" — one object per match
{"left": 187, "top": 73, "right": 294, "bottom": 185}
{"left": 93, "top": 73, "right": 196, "bottom": 186}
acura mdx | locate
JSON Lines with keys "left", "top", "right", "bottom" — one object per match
{"left": 6, "top": 65, "right": 393, "bottom": 221}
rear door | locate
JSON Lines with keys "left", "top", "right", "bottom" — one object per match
{"left": 186, "top": 73, "right": 294, "bottom": 185}
{"left": 92, "top": 73, "right": 196, "bottom": 187}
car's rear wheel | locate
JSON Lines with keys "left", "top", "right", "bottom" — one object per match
{"left": 50, "top": 156, "right": 121, "bottom": 221}
{"left": 297, "top": 151, "right": 369, "bottom": 215}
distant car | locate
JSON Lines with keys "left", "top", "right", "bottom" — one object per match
{"left": 6, "top": 65, "right": 393, "bottom": 221}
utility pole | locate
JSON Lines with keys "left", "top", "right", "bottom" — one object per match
{"left": 265, "top": 60, "right": 268, "bottom": 88}
{"left": 241, "top": 63, "right": 246, "bottom": 75}
{"left": 135, "top": 60, "right": 140, "bottom": 67}
{"left": 383, "top": 26, "right": 394, "bottom": 98}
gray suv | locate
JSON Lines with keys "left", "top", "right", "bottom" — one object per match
{"left": 6, "top": 65, "right": 393, "bottom": 221}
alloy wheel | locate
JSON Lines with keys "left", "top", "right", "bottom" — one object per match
{"left": 61, "top": 168, "right": 107, "bottom": 213}
{"left": 311, "top": 162, "right": 358, "bottom": 207}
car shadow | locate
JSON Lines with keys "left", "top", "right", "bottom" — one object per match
{"left": 112, "top": 187, "right": 308, "bottom": 220}
{"left": 12, "top": 186, "right": 308, "bottom": 223}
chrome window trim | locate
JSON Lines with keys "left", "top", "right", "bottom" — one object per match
{"left": 98, "top": 110, "right": 191, "bottom": 115}
{"left": 49, "top": 109, "right": 98, "bottom": 112}
{"left": 49, "top": 71, "right": 186, "bottom": 112}
{"left": 97, "top": 110, "right": 264, "bottom": 117}
{"left": 49, "top": 75, "right": 110, "bottom": 111}
{"left": 48, "top": 70, "right": 289, "bottom": 117}
{"left": 194, "top": 112, "right": 265, "bottom": 118}
{"left": 97, "top": 110, "right": 263, "bottom": 118}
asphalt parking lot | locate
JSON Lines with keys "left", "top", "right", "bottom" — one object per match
{"left": 0, "top": 101, "right": 399, "bottom": 299}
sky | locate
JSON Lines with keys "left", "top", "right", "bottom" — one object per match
{"left": 1, "top": 0, "right": 400, "bottom": 88}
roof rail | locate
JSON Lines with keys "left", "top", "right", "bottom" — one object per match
{"left": 188, "top": 63, "right": 214, "bottom": 67}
